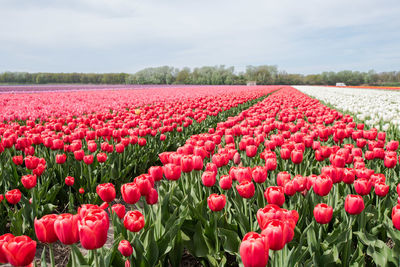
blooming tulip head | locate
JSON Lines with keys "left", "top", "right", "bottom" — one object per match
{"left": 1, "top": 235, "right": 36, "bottom": 267}
{"left": 239, "top": 232, "right": 269, "bottom": 267}
{"left": 313, "top": 203, "right": 333, "bottom": 224}
{"left": 34, "top": 214, "right": 59, "bottom": 244}
{"left": 236, "top": 181, "right": 255, "bottom": 199}
{"left": 344, "top": 194, "right": 365, "bottom": 215}
{"left": 264, "top": 186, "right": 285, "bottom": 207}
{"left": 207, "top": 193, "right": 226, "bottom": 211}
{"left": 124, "top": 210, "right": 145, "bottom": 232}
{"left": 78, "top": 209, "right": 109, "bottom": 250}
{"left": 118, "top": 240, "right": 133, "bottom": 257}
{"left": 0, "top": 233, "right": 14, "bottom": 263}
{"left": 5, "top": 189, "right": 21, "bottom": 205}
{"left": 111, "top": 204, "right": 126, "bottom": 219}
{"left": 96, "top": 183, "right": 116, "bottom": 203}
{"left": 21, "top": 174, "right": 37, "bottom": 189}
{"left": 54, "top": 213, "right": 80, "bottom": 245}
{"left": 121, "top": 182, "right": 141, "bottom": 204}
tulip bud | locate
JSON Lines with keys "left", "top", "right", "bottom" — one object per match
{"left": 344, "top": 194, "right": 364, "bottom": 215}
{"left": 119, "top": 240, "right": 133, "bottom": 257}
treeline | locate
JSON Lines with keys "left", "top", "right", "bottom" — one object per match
{"left": 1, "top": 66, "right": 400, "bottom": 86}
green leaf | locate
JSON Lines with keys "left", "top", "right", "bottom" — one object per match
{"left": 218, "top": 228, "right": 241, "bottom": 254}
{"left": 193, "top": 222, "right": 209, "bottom": 257}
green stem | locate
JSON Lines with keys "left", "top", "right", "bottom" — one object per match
{"left": 94, "top": 249, "right": 99, "bottom": 267}
{"left": 49, "top": 243, "right": 55, "bottom": 267}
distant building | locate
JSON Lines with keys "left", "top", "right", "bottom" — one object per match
{"left": 247, "top": 81, "right": 257, "bottom": 86}
{"left": 336, "top": 82, "right": 346, "bottom": 86}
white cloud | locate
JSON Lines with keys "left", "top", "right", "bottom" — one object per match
{"left": 0, "top": 0, "right": 399, "bottom": 73}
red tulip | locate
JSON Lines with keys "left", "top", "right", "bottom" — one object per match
{"left": 79, "top": 187, "right": 85, "bottom": 194}
{"left": 121, "top": 182, "right": 141, "bottom": 204}
{"left": 21, "top": 174, "right": 37, "bottom": 189}
{"left": 97, "top": 152, "right": 107, "bottom": 163}
{"left": 246, "top": 145, "right": 257, "bottom": 158}
{"left": 192, "top": 155, "right": 204, "bottom": 171}
{"left": 163, "top": 163, "right": 181, "bottom": 180}
{"left": 83, "top": 155, "right": 94, "bottom": 165}
{"left": 96, "top": 183, "right": 116, "bottom": 202}
{"left": 65, "top": 176, "right": 75, "bottom": 186}
{"left": 354, "top": 178, "right": 372, "bottom": 195}
{"left": 148, "top": 166, "right": 163, "bottom": 181}
{"left": 202, "top": 171, "right": 216, "bottom": 187}
{"left": 264, "top": 186, "right": 285, "bottom": 207}
{"left": 118, "top": 240, "right": 133, "bottom": 257}
{"left": 207, "top": 193, "right": 226, "bottom": 211}
{"left": 239, "top": 232, "right": 269, "bottom": 267}
{"left": 5, "top": 189, "right": 21, "bottom": 205}
{"left": 34, "top": 214, "right": 58, "bottom": 243}
{"left": 219, "top": 175, "right": 232, "bottom": 190}
{"left": 387, "top": 140, "right": 399, "bottom": 151}
{"left": 12, "top": 155, "right": 23, "bottom": 165}
{"left": 252, "top": 167, "right": 267, "bottom": 184}
{"left": 54, "top": 213, "right": 80, "bottom": 245}
{"left": 277, "top": 172, "right": 291, "bottom": 187}
{"left": 74, "top": 150, "right": 85, "bottom": 161}
{"left": 180, "top": 155, "right": 194, "bottom": 173}
{"left": 236, "top": 181, "right": 255, "bottom": 199}
{"left": 145, "top": 188, "right": 159, "bottom": 205}
{"left": 344, "top": 194, "right": 365, "bottom": 215}
{"left": 290, "top": 149, "right": 303, "bottom": 164}
{"left": 124, "top": 210, "right": 145, "bottom": 232}
{"left": 392, "top": 204, "right": 400, "bottom": 230}
{"left": 78, "top": 209, "right": 109, "bottom": 250}
{"left": 313, "top": 175, "right": 333, "bottom": 197}
{"left": 134, "top": 174, "right": 153, "bottom": 196}
{"left": 0, "top": 233, "right": 14, "bottom": 263}
{"left": 265, "top": 157, "right": 277, "bottom": 171}
{"left": 111, "top": 204, "right": 126, "bottom": 219}
{"left": 375, "top": 182, "right": 389, "bottom": 197}
{"left": 313, "top": 203, "right": 333, "bottom": 224}
{"left": 1, "top": 235, "right": 36, "bottom": 267}
{"left": 261, "top": 219, "right": 291, "bottom": 250}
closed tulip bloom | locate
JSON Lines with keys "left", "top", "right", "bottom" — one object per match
{"left": 134, "top": 174, "right": 153, "bottom": 196}
{"left": 252, "top": 167, "right": 267, "bottom": 184}
{"left": 313, "top": 175, "right": 333, "bottom": 197}
{"left": 202, "top": 171, "right": 216, "bottom": 187}
{"left": 375, "top": 182, "right": 389, "bottom": 197}
{"left": 313, "top": 203, "right": 333, "bottom": 224}
{"left": 277, "top": 172, "right": 291, "bottom": 187}
{"left": 284, "top": 180, "right": 296, "bottom": 196}
{"left": 0, "top": 233, "right": 14, "bottom": 263}
{"left": 124, "top": 210, "right": 145, "bottom": 232}
{"left": 121, "top": 182, "right": 141, "bottom": 204}
{"left": 392, "top": 205, "right": 400, "bottom": 230}
{"left": 96, "top": 183, "right": 116, "bottom": 202}
{"left": 246, "top": 145, "right": 258, "bottom": 158}
{"left": 207, "top": 193, "right": 226, "bottom": 211}
{"left": 111, "top": 204, "right": 126, "bottom": 219}
{"left": 21, "top": 174, "right": 37, "bottom": 189}
{"left": 384, "top": 155, "right": 397, "bottom": 168}
{"left": 219, "top": 175, "right": 232, "bottom": 190}
{"left": 342, "top": 168, "right": 356, "bottom": 184}
{"left": 387, "top": 140, "right": 399, "bottom": 151}
{"left": 265, "top": 158, "right": 277, "bottom": 171}
{"left": 83, "top": 155, "right": 94, "bottom": 165}
{"left": 55, "top": 153, "right": 67, "bottom": 164}
{"left": 290, "top": 149, "right": 303, "bottom": 164}
{"left": 192, "top": 155, "right": 204, "bottom": 171}
{"left": 74, "top": 150, "right": 85, "bottom": 161}
{"left": 236, "top": 181, "right": 255, "bottom": 199}
{"left": 345, "top": 194, "right": 365, "bottom": 215}
{"left": 2, "top": 235, "right": 36, "bottom": 267}
{"left": 145, "top": 188, "right": 158, "bottom": 205}
{"left": 65, "top": 176, "right": 75, "bottom": 186}
{"left": 78, "top": 210, "right": 109, "bottom": 250}
{"left": 115, "top": 143, "right": 125, "bottom": 153}
{"left": 34, "top": 214, "right": 58, "bottom": 243}
{"left": 261, "top": 219, "right": 291, "bottom": 250}
{"left": 235, "top": 167, "right": 252, "bottom": 183}
{"left": 54, "top": 213, "right": 80, "bottom": 245}
{"left": 97, "top": 152, "right": 107, "bottom": 163}
{"left": 12, "top": 155, "right": 23, "bottom": 165}
{"left": 205, "top": 162, "right": 218, "bottom": 174}
{"left": 280, "top": 147, "right": 291, "bottom": 160}
{"left": 354, "top": 178, "right": 372, "bottom": 195}
{"left": 163, "top": 163, "right": 181, "bottom": 180}
{"left": 180, "top": 155, "right": 194, "bottom": 173}
{"left": 118, "top": 240, "right": 133, "bottom": 257}
{"left": 264, "top": 186, "right": 285, "bottom": 207}
{"left": 233, "top": 152, "right": 241, "bottom": 165}
{"left": 148, "top": 166, "right": 163, "bottom": 181}
{"left": 239, "top": 232, "right": 269, "bottom": 267}
{"left": 5, "top": 189, "right": 21, "bottom": 205}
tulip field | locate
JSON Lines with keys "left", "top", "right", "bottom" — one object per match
{"left": 2, "top": 85, "right": 400, "bottom": 266}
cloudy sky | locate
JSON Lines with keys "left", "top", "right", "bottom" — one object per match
{"left": 1, "top": 0, "right": 399, "bottom": 74}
